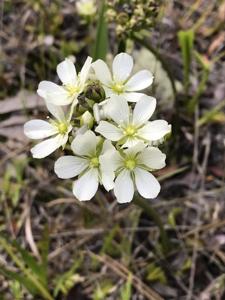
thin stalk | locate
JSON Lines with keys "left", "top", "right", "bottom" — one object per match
{"left": 133, "top": 195, "right": 171, "bottom": 255}
{"left": 187, "top": 67, "right": 209, "bottom": 113}
{"left": 118, "top": 39, "right": 127, "bottom": 53}
{"left": 0, "top": 238, "right": 53, "bottom": 300}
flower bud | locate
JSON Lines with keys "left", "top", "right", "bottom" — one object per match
{"left": 80, "top": 111, "right": 94, "bottom": 129}
{"left": 76, "top": 0, "right": 96, "bottom": 17}
{"left": 84, "top": 80, "right": 105, "bottom": 103}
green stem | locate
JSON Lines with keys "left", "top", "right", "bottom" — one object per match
{"left": 133, "top": 195, "right": 171, "bottom": 255}
{"left": 118, "top": 39, "right": 127, "bottom": 53}
{"left": 187, "top": 67, "right": 209, "bottom": 113}
{"left": 0, "top": 238, "right": 53, "bottom": 300}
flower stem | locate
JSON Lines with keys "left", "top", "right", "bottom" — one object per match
{"left": 133, "top": 195, "right": 171, "bottom": 255}
{"left": 118, "top": 39, "right": 127, "bottom": 53}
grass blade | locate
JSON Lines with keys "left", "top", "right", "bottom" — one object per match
{"left": 93, "top": 0, "right": 108, "bottom": 60}
{"left": 178, "top": 29, "right": 194, "bottom": 93}
{"left": 0, "top": 267, "right": 38, "bottom": 295}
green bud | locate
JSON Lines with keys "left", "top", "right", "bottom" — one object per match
{"left": 80, "top": 111, "right": 94, "bottom": 129}
{"left": 117, "top": 12, "right": 129, "bottom": 25}
{"left": 84, "top": 80, "right": 105, "bottom": 103}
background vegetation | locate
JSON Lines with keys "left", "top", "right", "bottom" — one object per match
{"left": 0, "top": 0, "right": 225, "bottom": 299}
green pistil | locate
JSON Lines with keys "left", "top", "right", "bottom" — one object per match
{"left": 123, "top": 125, "right": 137, "bottom": 137}
{"left": 65, "top": 84, "right": 80, "bottom": 96}
{"left": 111, "top": 82, "right": 125, "bottom": 94}
{"left": 89, "top": 157, "right": 99, "bottom": 168}
{"left": 125, "top": 158, "right": 136, "bottom": 170}
{"left": 57, "top": 122, "right": 68, "bottom": 134}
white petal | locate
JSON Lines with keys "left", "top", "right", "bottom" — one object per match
{"left": 31, "top": 135, "right": 64, "bottom": 159}
{"left": 95, "top": 121, "right": 123, "bottom": 141}
{"left": 122, "top": 137, "right": 140, "bottom": 148}
{"left": 124, "top": 142, "right": 146, "bottom": 156}
{"left": 79, "top": 56, "right": 92, "bottom": 86}
{"left": 112, "top": 53, "right": 133, "bottom": 82}
{"left": 114, "top": 170, "right": 134, "bottom": 203}
{"left": 137, "top": 147, "right": 166, "bottom": 170}
{"left": 45, "top": 93, "right": 74, "bottom": 106}
{"left": 134, "top": 168, "right": 160, "bottom": 199}
{"left": 56, "top": 59, "right": 77, "bottom": 85}
{"left": 61, "top": 132, "right": 70, "bottom": 145}
{"left": 99, "top": 149, "right": 122, "bottom": 172}
{"left": 106, "top": 96, "right": 129, "bottom": 124}
{"left": 37, "top": 81, "right": 57, "bottom": 98}
{"left": 24, "top": 120, "right": 57, "bottom": 139}
{"left": 46, "top": 102, "right": 65, "bottom": 121}
{"left": 71, "top": 130, "right": 97, "bottom": 156}
{"left": 138, "top": 120, "right": 171, "bottom": 142}
{"left": 73, "top": 168, "right": 99, "bottom": 201}
{"left": 91, "top": 59, "right": 112, "bottom": 86}
{"left": 132, "top": 96, "right": 156, "bottom": 125}
{"left": 125, "top": 70, "right": 153, "bottom": 91}
{"left": 93, "top": 103, "right": 101, "bottom": 123}
{"left": 54, "top": 156, "right": 88, "bottom": 179}
{"left": 103, "top": 86, "right": 114, "bottom": 98}
{"left": 101, "top": 170, "right": 115, "bottom": 191}
{"left": 101, "top": 139, "right": 115, "bottom": 154}
{"left": 123, "top": 92, "right": 147, "bottom": 102}
{"left": 37, "top": 81, "right": 65, "bottom": 98}
{"left": 37, "top": 81, "right": 72, "bottom": 106}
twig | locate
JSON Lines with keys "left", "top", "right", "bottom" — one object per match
{"left": 187, "top": 130, "right": 211, "bottom": 300}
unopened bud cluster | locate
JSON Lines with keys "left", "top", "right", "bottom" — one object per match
{"left": 106, "top": 0, "right": 162, "bottom": 39}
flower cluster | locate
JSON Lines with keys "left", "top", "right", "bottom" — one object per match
{"left": 24, "top": 53, "right": 171, "bottom": 203}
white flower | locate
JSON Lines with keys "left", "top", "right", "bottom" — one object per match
{"left": 54, "top": 130, "right": 115, "bottom": 201}
{"left": 95, "top": 95, "right": 171, "bottom": 148}
{"left": 76, "top": 0, "right": 96, "bottom": 16}
{"left": 37, "top": 57, "right": 92, "bottom": 106}
{"left": 24, "top": 103, "right": 72, "bottom": 159}
{"left": 100, "top": 143, "right": 166, "bottom": 203}
{"left": 92, "top": 52, "right": 153, "bottom": 102}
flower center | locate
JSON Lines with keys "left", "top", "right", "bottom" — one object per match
{"left": 65, "top": 84, "right": 80, "bottom": 96}
{"left": 111, "top": 82, "right": 125, "bottom": 94}
{"left": 125, "top": 158, "right": 136, "bottom": 170}
{"left": 57, "top": 122, "right": 68, "bottom": 134}
{"left": 89, "top": 156, "right": 99, "bottom": 168}
{"left": 124, "top": 125, "right": 137, "bottom": 137}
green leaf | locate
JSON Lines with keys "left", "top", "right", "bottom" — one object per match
{"left": 187, "top": 51, "right": 210, "bottom": 113}
{"left": 120, "top": 274, "right": 132, "bottom": 300}
{"left": 93, "top": 280, "right": 114, "bottom": 300}
{"left": 146, "top": 263, "right": 167, "bottom": 284}
{"left": 9, "top": 280, "right": 24, "bottom": 299}
{"left": 0, "top": 237, "right": 53, "bottom": 300}
{"left": 12, "top": 241, "right": 46, "bottom": 286}
{"left": 0, "top": 267, "right": 38, "bottom": 295}
{"left": 93, "top": 0, "right": 108, "bottom": 60}
{"left": 168, "top": 208, "right": 182, "bottom": 228}
{"left": 53, "top": 255, "right": 83, "bottom": 297}
{"left": 38, "top": 225, "right": 50, "bottom": 286}
{"left": 178, "top": 29, "right": 194, "bottom": 93}
{"left": 101, "top": 225, "right": 120, "bottom": 256}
